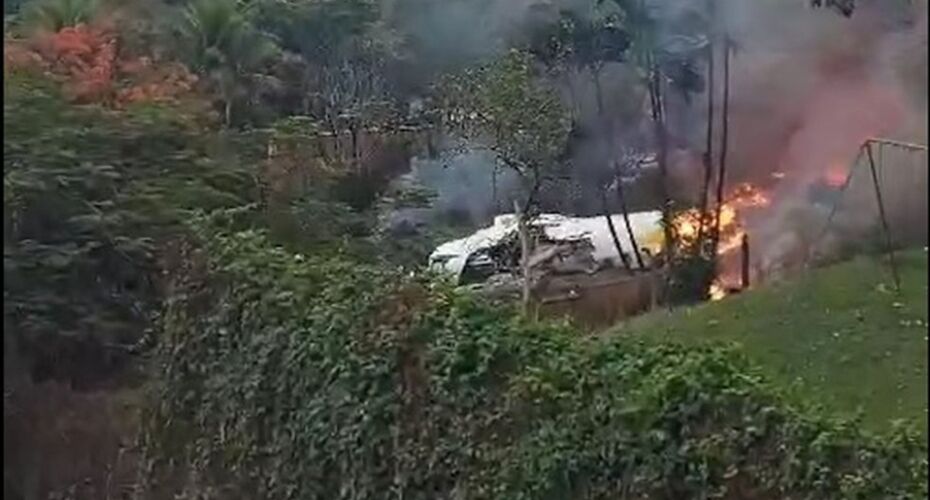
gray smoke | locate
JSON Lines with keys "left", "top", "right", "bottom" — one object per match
{"left": 714, "top": 0, "right": 928, "bottom": 276}
{"left": 390, "top": 0, "right": 926, "bottom": 266}
{"left": 401, "top": 145, "right": 522, "bottom": 226}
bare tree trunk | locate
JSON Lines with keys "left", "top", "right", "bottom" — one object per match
{"left": 601, "top": 189, "right": 633, "bottom": 272}
{"left": 593, "top": 67, "right": 606, "bottom": 116}
{"left": 224, "top": 99, "right": 233, "bottom": 128}
{"left": 614, "top": 171, "right": 645, "bottom": 269}
{"left": 594, "top": 68, "right": 643, "bottom": 269}
{"left": 648, "top": 61, "right": 672, "bottom": 261}
{"left": 696, "top": 13, "right": 716, "bottom": 248}
{"left": 301, "top": 67, "right": 313, "bottom": 115}
{"left": 712, "top": 37, "right": 732, "bottom": 254}
{"left": 593, "top": 70, "right": 631, "bottom": 269}
{"left": 646, "top": 55, "right": 674, "bottom": 307}
{"left": 565, "top": 71, "right": 579, "bottom": 122}
{"left": 350, "top": 122, "right": 360, "bottom": 165}
{"left": 740, "top": 233, "right": 750, "bottom": 289}
{"left": 491, "top": 166, "right": 499, "bottom": 214}
{"left": 328, "top": 119, "right": 340, "bottom": 160}
{"left": 514, "top": 200, "right": 532, "bottom": 315}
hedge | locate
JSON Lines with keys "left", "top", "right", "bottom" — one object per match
{"left": 142, "top": 215, "right": 928, "bottom": 500}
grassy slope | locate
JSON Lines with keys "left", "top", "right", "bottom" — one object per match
{"left": 614, "top": 249, "right": 928, "bottom": 434}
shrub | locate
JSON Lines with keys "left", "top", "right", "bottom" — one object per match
{"left": 142, "top": 214, "right": 928, "bottom": 500}
{"left": 3, "top": 75, "right": 255, "bottom": 387}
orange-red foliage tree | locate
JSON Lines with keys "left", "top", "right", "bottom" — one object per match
{"left": 5, "top": 23, "right": 198, "bottom": 106}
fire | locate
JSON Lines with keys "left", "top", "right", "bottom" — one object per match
{"left": 727, "top": 182, "right": 771, "bottom": 209}
{"left": 823, "top": 163, "right": 848, "bottom": 187}
{"left": 671, "top": 182, "right": 772, "bottom": 301}
{"left": 671, "top": 183, "right": 770, "bottom": 251}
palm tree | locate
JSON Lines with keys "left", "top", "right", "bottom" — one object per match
{"left": 25, "top": 0, "right": 99, "bottom": 32}
{"left": 178, "top": 0, "right": 277, "bottom": 127}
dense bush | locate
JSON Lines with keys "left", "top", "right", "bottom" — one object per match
{"left": 3, "top": 75, "right": 256, "bottom": 386}
{"left": 143, "top": 213, "right": 927, "bottom": 500}
{"left": 3, "top": 75, "right": 443, "bottom": 391}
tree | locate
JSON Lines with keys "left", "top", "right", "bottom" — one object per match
{"left": 439, "top": 50, "right": 570, "bottom": 310}
{"left": 177, "top": 0, "right": 278, "bottom": 127}
{"left": 601, "top": 0, "right": 706, "bottom": 263}
{"left": 253, "top": 0, "right": 402, "bottom": 135}
{"left": 441, "top": 51, "right": 570, "bottom": 211}
{"left": 22, "top": 0, "right": 98, "bottom": 32}
{"left": 709, "top": 35, "right": 733, "bottom": 259}
{"left": 3, "top": 74, "right": 256, "bottom": 387}
{"left": 529, "top": 7, "right": 641, "bottom": 271}
{"left": 695, "top": 0, "right": 716, "bottom": 250}
{"left": 5, "top": 21, "right": 198, "bottom": 106}
{"left": 255, "top": 0, "right": 379, "bottom": 68}
{"left": 587, "top": 0, "right": 714, "bottom": 304}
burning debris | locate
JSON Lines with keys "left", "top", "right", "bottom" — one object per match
{"left": 429, "top": 135, "right": 925, "bottom": 310}
{"left": 670, "top": 182, "right": 772, "bottom": 298}
{"left": 823, "top": 163, "right": 850, "bottom": 188}
{"left": 429, "top": 182, "right": 771, "bottom": 302}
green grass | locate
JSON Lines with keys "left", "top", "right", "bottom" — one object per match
{"left": 613, "top": 249, "right": 929, "bottom": 435}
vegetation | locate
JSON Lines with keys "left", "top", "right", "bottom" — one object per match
{"left": 142, "top": 215, "right": 926, "bottom": 499}
{"left": 439, "top": 49, "right": 570, "bottom": 308}
{"left": 22, "top": 0, "right": 99, "bottom": 32}
{"left": 3, "top": 0, "right": 926, "bottom": 498}
{"left": 3, "top": 74, "right": 256, "bottom": 386}
{"left": 5, "top": 20, "right": 198, "bottom": 105}
{"left": 176, "top": 0, "right": 278, "bottom": 127}
{"left": 439, "top": 50, "right": 570, "bottom": 210}
{"left": 252, "top": 0, "right": 398, "bottom": 130}
{"left": 618, "top": 250, "right": 929, "bottom": 434}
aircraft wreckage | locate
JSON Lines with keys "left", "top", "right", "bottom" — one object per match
{"left": 428, "top": 212, "right": 666, "bottom": 325}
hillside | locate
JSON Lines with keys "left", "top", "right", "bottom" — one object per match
{"left": 4, "top": 0, "right": 927, "bottom": 498}
{"left": 141, "top": 224, "right": 927, "bottom": 499}
{"left": 614, "top": 249, "right": 929, "bottom": 434}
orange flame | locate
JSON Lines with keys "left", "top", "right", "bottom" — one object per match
{"left": 672, "top": 182, "right": 771, "bottom": 301}
{"left": 672, "top": 183, "right": 769, "bottom": 251}
{"left": 823, "top": 163, "right": 848, "bottom": 188}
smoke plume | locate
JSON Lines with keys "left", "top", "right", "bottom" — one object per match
{"left": 713, "top": 0, "right": 927, "bottom": 276}
{"left": 394, "top": 0, "right": 927, "bottom": 270}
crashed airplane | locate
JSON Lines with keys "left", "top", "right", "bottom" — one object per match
{"left": 428, "top": 211, "right": 666, "bottom": 327}
{"left": 429, "top": 211, "right": 665, "bottom": 283}
{"left": 429, "top": 211, "right": 662, "bottom": 283}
